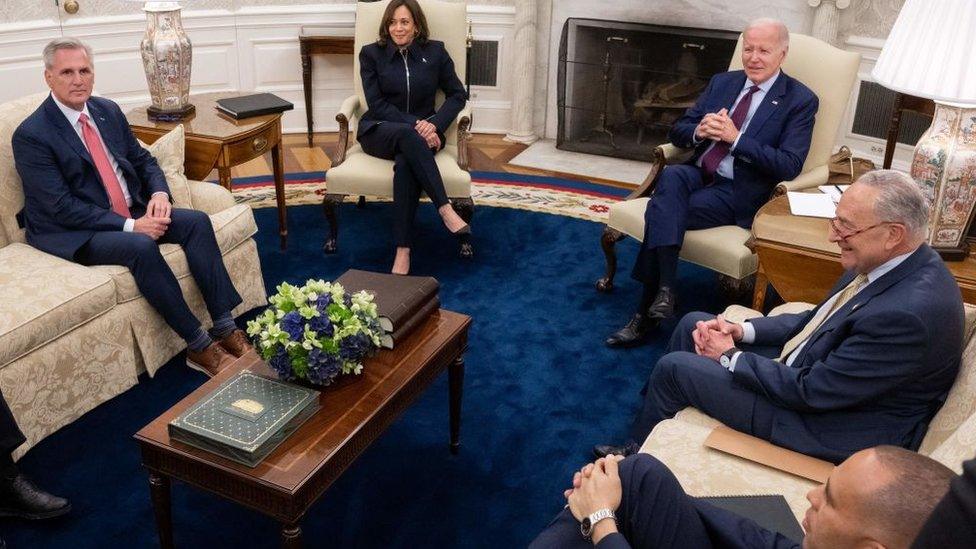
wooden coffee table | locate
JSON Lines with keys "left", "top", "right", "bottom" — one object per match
{"left": 134, "top": 309, "right": 470, "bottom": 548}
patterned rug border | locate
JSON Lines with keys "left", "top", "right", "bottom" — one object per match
{"left": 224, "top": 170, "right": 631, "bottom": 223}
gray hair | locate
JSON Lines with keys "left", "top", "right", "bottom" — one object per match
{"left": 43, "top": 37, "right": 93, "bottom": 69}
{"left": 856, "top": 169, "right": 930, "bottom": 242}
{"left": 746, "top": 18, "right": 790, "bottom": 50}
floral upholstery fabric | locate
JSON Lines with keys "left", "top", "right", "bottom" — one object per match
{"left": 930, "top": 409, "right": 976, "bottom": 474}
{"left": 0, "top": 93, "right": 48, "bottom": 245}
{"left": 138, "top": 124, "right": 193, "bottom": 209}
{"left": 0, "top": 243, "right": 117, "bottom": 366}
{"left": 919, "top": 303, "right": 976, "bottom": 454}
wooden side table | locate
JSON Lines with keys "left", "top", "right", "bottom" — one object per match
{"left": 127, "top": 92, "right": 288, "bottom": 249}
{"left": 300, "top": 36, "right": 355, "bottom": 147}
{"left": 750, "top": 195, "right": 976, "bottom": 309}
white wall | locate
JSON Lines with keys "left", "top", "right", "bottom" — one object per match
{"left": 0, "top": 3, "right": 516, "bottom": 135}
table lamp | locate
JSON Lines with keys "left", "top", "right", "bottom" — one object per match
{"left": 127, "top": 1, "right": 194, "bottom": 121}
{"left": 871, "top": 0, "right": 976, "bottom": 260}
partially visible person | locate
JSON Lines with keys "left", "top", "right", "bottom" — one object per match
{"left": 531, "top": 446, "right": 954, "bottom": 549}
{"left": 13, "top": 38, "right": 253, "bottom": 377}
{"left": 912, "top": 453, "right": 976, "bottom": 548}
{"left": 606, "top": 17, "right": 818, "bottom": 347}
{"left": 0, "top": 391, "right": 69, "bottom": 521}
{"left": 357, "top": 0, "right": 469, "bottom": 275}
{"left": 595, "top": 171, "right": 964, "bottom": 463}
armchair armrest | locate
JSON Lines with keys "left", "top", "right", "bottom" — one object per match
{"left": 773, "top": 165, "right": 829, "bottom": 197}
{"left": 332, "top": 95, "right": 361, "bottom": 167}
{"left": 456, "top": 104, "right": 473, "bottom": 171}
{"left": 627, "top": 143, "right": 695, "bottom": 200}
{"left": 187, "top": 180, "right": 236, "bottom": 214}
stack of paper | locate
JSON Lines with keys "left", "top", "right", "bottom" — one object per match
{"left": 787, "top": 192, "right": 836, "bottom": 218}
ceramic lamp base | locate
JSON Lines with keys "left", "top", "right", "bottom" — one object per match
{"left": 147, "top": 103, "right": 195, "bottom": 122}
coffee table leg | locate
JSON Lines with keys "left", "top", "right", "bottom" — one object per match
{"left": 282, "top": 521, "right": 303, "bottom": 549}
{"left": 271, "top": 137, "right": 288, "bottom": 250}
{"left": 148, "top": 472, "right": 174, "bottom": 549}
{"left": 449, "top": 354, "right": 465, "bottom": 454}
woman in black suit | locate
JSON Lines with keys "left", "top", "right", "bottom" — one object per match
{"left": 357, "top": 0, "right": 469, "bottom": 275}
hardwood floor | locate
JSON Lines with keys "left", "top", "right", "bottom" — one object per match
{"left": 220, "top": 132, "right": 636, "bottom": 189}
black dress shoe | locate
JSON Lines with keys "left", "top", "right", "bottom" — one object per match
{"left": 605, "top": 313, "right": 654, "bottom": 348}
{"left": 593, "top": 442, "right": 639, "bottom": 459}
{"left": 0, "top": 474, "right": 71, "bottom": 520}
{"left": 647, "top": 286, "right": 676, "bottom": 320}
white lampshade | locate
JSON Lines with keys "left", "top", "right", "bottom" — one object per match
{"left": 871, "top": 0, "right": 976, "bottom": 104}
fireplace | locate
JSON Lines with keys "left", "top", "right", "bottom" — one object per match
{"left": 557, "top": 19, "right": 738, "bottom": 161}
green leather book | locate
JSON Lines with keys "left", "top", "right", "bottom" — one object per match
{"left": 168, "top": 371, "right": 320, "bottom": 467}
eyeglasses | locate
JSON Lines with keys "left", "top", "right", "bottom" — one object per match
{"left": 828, "top": 217, "right": 892, "bottom": 240}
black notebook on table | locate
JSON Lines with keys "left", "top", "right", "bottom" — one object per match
{"left": 696, "top": 495, "right": 804, "bottom": 542}
{"left": 215, "top": 93, "right": 294, "bottom": 119}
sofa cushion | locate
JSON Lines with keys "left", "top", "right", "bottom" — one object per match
{"left": 0, "top": 93, "right": 49, "bottom": 246}
{"left": 930, "top": 410, "right": 976, "bottom": 474}
{"left": 919, "top": 303, "right": 976, "bottom": 454}
{"left": 0, "top": 243, "right": 117, "bottom": 366}
{"left": 139, "top": 124, "right": 192, "bottom": 209}
{"left": 92, "top": 204, "right": 258, "bottom": 302}
{"left": 326, "top": 143, "right": 471, "bottom": 198}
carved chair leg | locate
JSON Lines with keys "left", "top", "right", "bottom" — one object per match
{"left": 596, "top": 226, "right": 625, "bottom": 292}
{"left": 322, "top": 193, "right": 345, "bottom": 254}
{"left": 718, "top": 273, "right": 756, "bottom": 306}
{"left": 357, "top": 196, "right": 366, "bottom": 209}
{"left": 450, "top": 197, "right": 475, "bottom": 259}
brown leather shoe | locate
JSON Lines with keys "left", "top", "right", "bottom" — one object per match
{"left": 186, "top": 342, "right": 237, "bottom": 377}
{"left": 218, "top": 329, "right": 255, "bottom": 358}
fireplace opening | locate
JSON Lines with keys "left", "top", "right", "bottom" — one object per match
{"left": 557, "top": 19, "right": 738, "bottom": 161}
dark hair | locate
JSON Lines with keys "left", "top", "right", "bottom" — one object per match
{"left": 868, "top": 446, "right": 955, "bottom": 545}
{"left": 377, "top": 0, "right": 429, "bottom": 47}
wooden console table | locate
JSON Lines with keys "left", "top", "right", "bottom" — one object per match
{"left": 300, "top": 35, "right": 356, "bottom": 147}
{"left": 126, "top": 92, "right": 288, "bottom": 249}
{"left": 750, "top": 195, "right": 976, "bottom": 309}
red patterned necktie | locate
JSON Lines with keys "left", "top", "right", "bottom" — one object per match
{"left": 78, "top": 112, "right": 131, "bottom": 218}
{"left": 700, "top": 84, "right": 761, "bottom": 183}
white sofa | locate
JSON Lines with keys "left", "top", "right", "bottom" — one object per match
{"left": 0, "top": 93, "right": 267, "bottom": 458}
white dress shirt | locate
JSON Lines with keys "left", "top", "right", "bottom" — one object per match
{"left": 694, "top": 71, "right": 780, "bottom": 180}
{"left": 727, "top": 249, "right": 917, "bottom": 371}
{"left": 51, "top": 93, "right": 166, "bottom": 232}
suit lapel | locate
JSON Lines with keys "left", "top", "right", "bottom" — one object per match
{"left": 743, "top": 71, "right": 789, "bottom": 137}
{"left": 43, "top": 96, "right": 94, "bottom": 167}
{"left": 86, "top": 101, "right": 124, "bottom": 161}
{"left": 722, "top": 72, "right": 748, "bottom": 112}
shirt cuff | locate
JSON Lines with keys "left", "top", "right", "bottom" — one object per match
{"left": 727, "top": 351, "right": 743, "bottom": 373}
{"left": 123, "top": 218, "right": 135, "bottom": 232}
{"left": 740, "top": 321, "right": 756, "bottom": 344}
{"left": 151, "top": 191, "right": 169, "bottom": 200}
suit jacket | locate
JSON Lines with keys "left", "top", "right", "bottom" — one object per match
{"left": 668, "top": 70, "right": 818, "bottom": 228}
{"left": 737, "top": 245, "right": 964, "bottom": 462}
{"left": 13, "top": 94, "right": 169, "bottom": 260}
{"left": 357, "top": 39, "right": 467, "bottom": 140}
{"left": 912, "top": 454, "right": 976, "bottom": 548}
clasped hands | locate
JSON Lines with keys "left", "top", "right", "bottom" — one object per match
{"left": 133, "top": 193, "right": 171, "bottom": 240}
{"left": 694, "top": 108, "right": 739, "bottom": 145}
{"left": 564, "top": 455, "right": 624, "bottom": 542}
{"left": 414, "top": 119, "right": 441, "bottom": 150}
{"left": 692, "top": 314, "right": 743, "bottom": 361}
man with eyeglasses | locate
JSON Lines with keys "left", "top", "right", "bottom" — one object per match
{"left": 594, "top": 170, "right": 964, "bottom": 463}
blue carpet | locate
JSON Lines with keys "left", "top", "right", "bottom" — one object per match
{"left": 5, "top": 195, "right": 726, "bottom": 548}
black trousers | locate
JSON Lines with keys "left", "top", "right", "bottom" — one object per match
{"left": 0, "top": 390, "right": 25, "bottom": 462}
{"left": 76, "top": 208, "right": 242, "bottom": 341}
{"left": 358, "top": 122, "right": 449, "bottom": 247}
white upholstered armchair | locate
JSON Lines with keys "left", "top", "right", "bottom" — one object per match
{"left": 595, "top": 33, "right": 860, "bottom": 298}
{"left": 323, "top": 0, "right": 474, "bottom": 256}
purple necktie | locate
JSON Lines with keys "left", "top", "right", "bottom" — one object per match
{"left": 700, "top": 84, "right": 761, "bottom": 183}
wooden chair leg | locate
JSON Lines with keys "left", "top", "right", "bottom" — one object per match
{"left": 357, "top": 195, "right": 366, "bottom": 209}
{"left": 322, "top": 193, "right": 345, "bottom": 254}
{"left": 451, "top": 197, "right": 475, "bottom": 259}
{"left": 596, "top": 226, "right": 624, "bottom": 292}
{"left": 718, "top": 273, "right": 756, "bottom": 306}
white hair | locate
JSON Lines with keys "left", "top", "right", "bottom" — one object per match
{"left": 43, "top": 37, "right": 93, "bottom": 69}
{"left": 856, "top": 170, "right": 931, "bottom": 243}
{"left": 745, "top": 18, "right": 790, "bottom": 50}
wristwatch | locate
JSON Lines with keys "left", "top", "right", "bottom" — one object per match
{"left": 719, "top": 347, "right": 741, "bottom": 369}
{"left": 580, "top": 508, "right": 616, "bottom": 539}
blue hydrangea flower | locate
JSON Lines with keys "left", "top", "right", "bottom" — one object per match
{"left": 281, "top": 311, "right": 305, "bottom": 342}
{"left": 307, "top": 348, "right": 342, "bottom": 386}
{"left": 339, "top": 332, "right": 371, "bottom": 361}
{"left": 309, "top": 313, "right": 334, "bottom": 337}
{"left": 268, "top": 348, "right": 294, "bottom": 380}
{"left": 316, "top": 294, "right": 333, "bottom": 311}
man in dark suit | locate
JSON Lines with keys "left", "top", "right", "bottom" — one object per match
{"left": 607, "top": 18, "right": 819, "bottom": 347}
{"left": 596, "top": 170, "right": 964, "bottom": 463}
{"left": 530, "top": 446, "right": 954, "bottom": 549}
{"left": 12, "top": 38, "right": 252, "bottom": 376}
{"left": 912, "top": 452, "right": 976, "bottom": 548}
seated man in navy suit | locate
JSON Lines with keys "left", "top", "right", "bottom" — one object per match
{"left": 13, "top": 38, "right": 252, "bottom": 376}
{"left": 530, "top": 447, "right": 955, "bottom": 549}
{"left": 607, "top": 18, "right": 818, "bottom": 347}
{"left": 596, "top": 170, "right": 964, "bottom": 463}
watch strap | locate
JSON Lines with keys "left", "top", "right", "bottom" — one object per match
{"left": 580, "top": 508, "right": 616, "bottom": 539}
